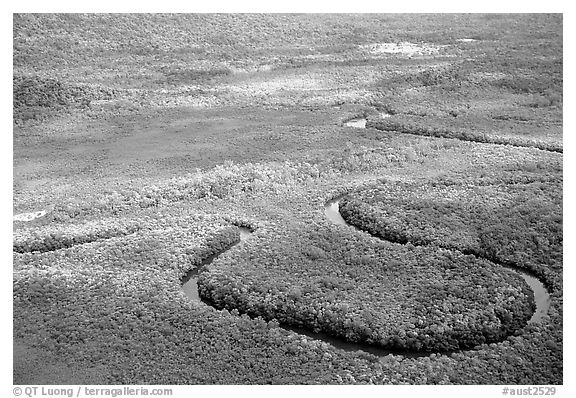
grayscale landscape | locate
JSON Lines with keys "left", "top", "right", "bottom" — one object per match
{"left": 13, "top": 14, "right": 562, "bottom": 384}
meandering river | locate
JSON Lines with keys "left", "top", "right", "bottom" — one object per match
{"left": 181, "top": 198, "right": 551, "bottom": 357}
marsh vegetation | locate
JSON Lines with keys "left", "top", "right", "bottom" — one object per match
{"left": 13, "top": 14, "right": 562, "bottom": 385}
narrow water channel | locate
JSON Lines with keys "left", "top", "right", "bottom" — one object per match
{"left": 181, "top": 226, "right": 253, "bottom": 302}
{"left": 180, "top": 199, "right": 551, "bottom": 358}
{"left": 324, "top": 197, "right": 551, "bottom": 324}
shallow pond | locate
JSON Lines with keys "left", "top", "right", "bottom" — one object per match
{"left": 345, "top": 118, "right": 366, "bottom": 128}
{"left": 13, "top": 210, "right": 47, "bottom": 222}
{"left": 345, "top": 112, "right": 390, "bottom": 129}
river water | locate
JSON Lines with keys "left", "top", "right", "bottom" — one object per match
{"left": 324, "top": 198, "right": 550, "bottom": 324}
{"left": 180, "top": 199, "right": 550, "bottom": 357}
{"left": 181, "top": 226, "right": 253, "bottom": 302}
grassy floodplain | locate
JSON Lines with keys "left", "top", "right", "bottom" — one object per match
{"left": 13, "top": 14, "right": 562, "bottom": 384}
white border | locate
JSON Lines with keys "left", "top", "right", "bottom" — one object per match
{"left": 4, "top": 7, "right": 572, "bottom": 397}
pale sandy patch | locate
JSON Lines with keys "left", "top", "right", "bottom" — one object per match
{"left": 360, "top": 42, "right": 443, "bottom": 56}
{"left": 14, "top": 210, "right": 47, "bottom": 222}
{"left": 230, "top": 64, "right": 274, "bottom": 74}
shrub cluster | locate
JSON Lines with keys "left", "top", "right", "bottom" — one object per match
{"left": 13, "top": 75, "right": 116, "bottom": 121}
{"left": 13, "top": 207, "right": 562, "bottom": 384}
{"left": 160, "top": 67, "right": 232, "bottom": 85}
{"left": 368, "top": 119, "right": 562, "bottom": 153}
{"left": 338, "top": 178, "right": 562, "bottom": 291}
{"left": 13, "top": 211, "right": 382, "bottom": 384}
{"left": 12, "top": 174, "right": 562, "bottom": 384}
{"left": 46, "top": 161, "right": 326, "bottom": 222}
{"left": 199, "top": 223, "right": 534, "bottom": 352}
{"left": 13, "top": 218, "right": 141, "bottom": 253}
{"left": 402, "top": 65, "right": 469, "bottom": 89}
{"left": 13, "top": 213, "right": 242, "bottom": 278}
{"left": 329, "top": 145, "right": 422, "bottom": 172}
